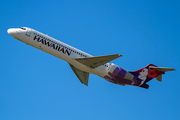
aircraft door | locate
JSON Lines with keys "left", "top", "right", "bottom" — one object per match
{"left": 26, "top": 28, "right": 31, "bottom": 37}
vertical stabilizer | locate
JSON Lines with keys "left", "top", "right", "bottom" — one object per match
{"left": 130, "top": 64, "right": 164, "bottom": 89}
{"left": 130, "top": 64, "right": 175, "bottom": 89}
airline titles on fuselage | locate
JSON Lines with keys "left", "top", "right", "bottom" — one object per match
{"left": 32, "top": 32, "right": 109, "bottom": 67}
{"left": 33, "top": 35, "right": 72, "bottom": 56}
{"left": 32, "top": 33, "right": 87, "bottom": 58}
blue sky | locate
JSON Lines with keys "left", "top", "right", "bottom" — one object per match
{"left": 0, "top": 0, "right": 180, "bottom": 120}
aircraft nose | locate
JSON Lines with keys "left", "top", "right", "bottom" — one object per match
{"left": 7, "top": 28, "right": 16, "bottom": 35}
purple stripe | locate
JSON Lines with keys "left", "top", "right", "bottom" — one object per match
{"left": 112, "top": 67, "right": 126, "bottom": 78}
{"left": 133, "top": 77, "right": 141, "bottom": 86}
{"left": 117, "top": 68, "right": 126, "bottom": 78}
{"left": 116, "top": 77, "right": 132, "bottom": 85}
{"left": 112, "top": 67, "right": 120, "bottom": 75}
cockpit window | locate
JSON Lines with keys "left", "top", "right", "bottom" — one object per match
{"left": 20, "top": 27, "right": 26, "bottom": 30}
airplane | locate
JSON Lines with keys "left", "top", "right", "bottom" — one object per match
{"left": 7, "top": 27, "right": 175, "bottom": 89}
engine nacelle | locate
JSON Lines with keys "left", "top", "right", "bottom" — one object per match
{"left": 108, "top": 63, "right": 127, "bottom": 77}
{"left": 108, "top": 63, "right": 120, "bottom": 75}
{"left": 108, "top": 63, "right": 134, "bottom": 81}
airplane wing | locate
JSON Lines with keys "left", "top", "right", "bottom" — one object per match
{"left": 69, "top": 64, "right": 89, "bottom": 86}
{"left": 73, "top": 54, "right": 122, "bottom": 68}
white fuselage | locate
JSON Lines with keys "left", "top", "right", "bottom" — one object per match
{"left": 8, "top": 27, "right": 110, "bottom": 78}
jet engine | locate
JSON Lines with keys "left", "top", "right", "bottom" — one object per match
{"left": 108, "top": 63, "right": 125, "bottom": 77}
{"left": 108, "top": 63, "right": 134, "bottom": 81}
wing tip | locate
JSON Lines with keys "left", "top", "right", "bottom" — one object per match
{"left": 117, "top": 54, "right": 123, "bottom": 57}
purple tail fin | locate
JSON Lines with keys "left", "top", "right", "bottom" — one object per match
{"left": 130, "top": 64, "right": 165, "bottom": 89}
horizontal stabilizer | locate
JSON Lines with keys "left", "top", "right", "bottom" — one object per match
{"left": 150, "top": 66, "right": 175, "bottom": 82}
{"left": 156, "top": 74, "right": 162, "bottom": 82}
{"left": 74, "top": 54, "right": 122, "bottom": 68}
{"left": 149, "top": 66, "right": 176, "bottom": 72}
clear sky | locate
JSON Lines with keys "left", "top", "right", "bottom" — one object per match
{"left": 0, "top": 0, "right": 180, "bottom": 120}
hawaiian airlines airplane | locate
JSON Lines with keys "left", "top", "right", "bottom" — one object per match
{"left": 7, "top": 27, "right": 175, "bottom": 89}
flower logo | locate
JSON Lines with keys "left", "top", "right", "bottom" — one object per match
{"left": 147, "top": 69, "right": 157, "bottom": 78}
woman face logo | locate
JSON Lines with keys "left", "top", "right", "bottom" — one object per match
{"left": 138, "top": 68, "right": 148, "bottom": 81}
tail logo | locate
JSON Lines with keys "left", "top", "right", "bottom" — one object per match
{"left": 137, "top": 64, "right": 163, "bottom": 84}
{"left": 147, "top": 69, "right": 157, "bottom": 78}
{"left": 138, "top": 68, "right": 148, "bottom": 83}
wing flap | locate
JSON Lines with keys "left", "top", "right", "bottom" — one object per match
{"left": 69, "top": 64, "right": 89, "bottom": 86}
{"left": 73, "top": 54, "right": 122, "bottom": 68}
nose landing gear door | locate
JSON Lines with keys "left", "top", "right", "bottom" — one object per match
{"left": 26, "top": 28, "right": 31, "bottom": 37}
